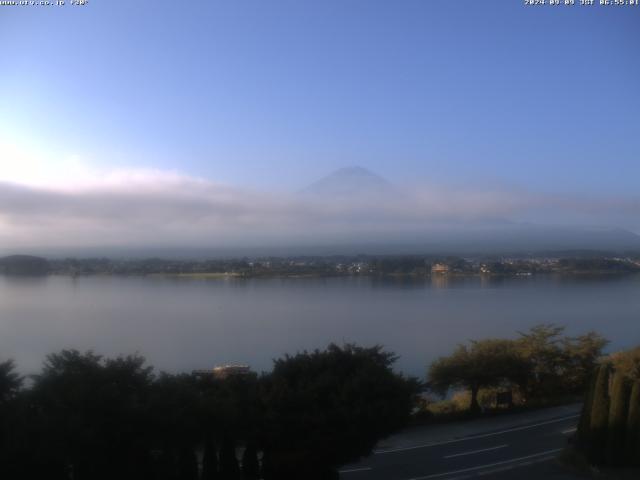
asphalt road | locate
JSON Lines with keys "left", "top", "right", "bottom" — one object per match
{"left": 339, "top": 412, "right": 580, "bottom": 480}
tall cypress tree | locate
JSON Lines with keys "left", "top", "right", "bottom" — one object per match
{"left": 260, "top": 449, "right": 276, "bottom": 480}
{"left": 577, "top": 371, "right": 597, "bottom": 448}
{"left": 240, "top": 442, "right": 260, "bottom": 480}
{"left": 219, "top": 437, "right": 240, "bottom": 480}
{"left": 178, "top": 446, "right": 198, "bottom": 480}
{"left": 202, "top": 437, "right": 219, "bottom": 480}
{"left": 626, "top": 381, "right": 640, "bottom": 466}
{"left": 157, "top": 447, "right": 179, "bottom": 480}
{"left": 589, "top": 362, "right": 611, "bottom": 465}
{"left": 606, "top": 372, "right": 630, "bottom": 465}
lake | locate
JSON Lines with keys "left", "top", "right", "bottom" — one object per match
{"left": 1, "top": 274, "right": 639, "bottom": 378}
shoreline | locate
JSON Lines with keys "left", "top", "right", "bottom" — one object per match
{"left": 4, "top": 271, "right": 638, "bottom": 280}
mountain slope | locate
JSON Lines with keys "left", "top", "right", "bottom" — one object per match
{"left": 301, "top": 166, "right": 395, "bottom": 197}
{"left": 296, "top": 167, "right": 640, "bottom": 253}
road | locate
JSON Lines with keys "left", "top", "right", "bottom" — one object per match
{"left": 339, "top": 407, "right": 582, "bottom": 480}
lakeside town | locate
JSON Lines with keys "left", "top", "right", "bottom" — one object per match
{"left": 1, "top": 253, "right": 639, "bottom": 278}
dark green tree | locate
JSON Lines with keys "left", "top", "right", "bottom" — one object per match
{"left": 0, "top": 359, "right": 22, "bottom": 405}
{"left": 261, "top": 343, "right": 419, "bottom": 479}
{"left": 202, "top": 437, "right": 219, "bottom": 480}
{"left": 260, "top": 449, "right": 276, "bottom": 480}
{"left": 429, "top": 339, "right": 527, "bottom": 413}
{"left": 606, "top": 372, "right": 630, "bottom": 465}
{"left": 611, "top": 347, "right": 640, "bottom": 381}
{"left": 516, "top": 324, "right": 565, "bottom": 398}
{"left": 156, "top": 447, "right": 179, "bottom": 480}
{"left": 626, "top": 381, "right": 640, "bottom": 466}
{"left": 219, "top": 437, "right": 240, "bottom": 480}
{"left": 561, "top": 331, "right": 609, "bottom": 394}
{"left": 588, "top": 363, "right": 611, "bottom": 464}
{"left": 178, "top": 445, "right": 198, "bottom": 480}
{"left": 27, "top": 350, "right": 155, "bottom": 480}
{"left": 0, "top": 359, "right": 25, "bottom": 479}
{"left": 240, "top": 442, "right": 260, "bottom": 480}
{"left": 576, "top": 372, "right": 597, "bottom": 449}
{"left": 147, "top": 373, "right": 200, "bottom": 473}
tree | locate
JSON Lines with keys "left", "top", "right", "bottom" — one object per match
{"left": 516, "top": 324, "right": 566, "bottom": 398}
{"left": 27, "top": 350, "right": 155, "bottom": 480}
{"left": 260, "top": 449, "right": 276, "bottom": 480}
{"left": 0, "top": 359, "right": 22, "bottom": 405}
{"left": 606, "top": 372, "right": 630, "bottom": 465}
{"left": 178, "top": 445, "right": 198, "bottom": 480}
{"left": 626, "top": 381, "right": 640, "bottom": 466}
{"left": 0, "top": 359, "right": 25, "bottom": 479}
{"left": 575, "top": 346, "right": 640, "bottom": 467}
{"left": 611, "top": 347, "right": 640, "bottom": 382}
{"left": 429, "top": 339, "right": 527, "bottom": 413}
{"left": 219, "top": 437, "right": 240, "bottom": 480}
{"left": 561, "top": 331, "right": 609, "bottom": 394}
{"left": 241, "top": 442, "right": 260, "bottom": 480}
{"left": 147, "top": 373, "right": 200, "bottom": 478}
{"left": 261, "top": 344, "right": 419, "bottom": 479}
{"left": 202, "top": 437, "right": 219, "bottom": 480}
{"left": 576, "top": 372, "right": 597, "bottom": 449}
{"left": 588, "top": 363, "right": 611, "bottom": 465}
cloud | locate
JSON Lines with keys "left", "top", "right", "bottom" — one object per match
{"left": 0, "top": 145, "right": 638, "bottom": 252}
{"left": 0, "top": 173, "right": 637, "bottom": 251}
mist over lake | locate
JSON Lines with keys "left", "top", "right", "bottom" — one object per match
{"left": 1, "top": 274, "right": 639, "bottom": 378}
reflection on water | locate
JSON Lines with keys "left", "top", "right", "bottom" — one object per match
{"left": 0, "top": 274, "right": 638, "bottom": 377}
{"left": 431, "top": 274, "right": 448, "bottom": 289}
{"left": 0, "top": 274, "right": 49, "bottom": 286}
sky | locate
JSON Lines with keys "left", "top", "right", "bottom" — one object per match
{"left": 1, "top": 1, "right": 639, "bottom": 251}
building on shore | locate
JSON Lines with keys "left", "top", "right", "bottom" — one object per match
{"left": 192, "top": 364, "right": 252, "bottom": 380}
{"left": 431, "top": 263, "right": 449, "bottom": 275}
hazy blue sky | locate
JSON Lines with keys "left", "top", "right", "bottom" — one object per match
{"left": 2, "top": 0, "right": 638, "bottom": 191}
{"left": 1, "top": 1, "right": 639, "bottom": 250}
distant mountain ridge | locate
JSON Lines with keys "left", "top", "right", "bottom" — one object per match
{"left": 301, "top": 166, "right": 395, "bottom": 197}
{"left": 296, "top": 167, "right": 640, "bottom": 253}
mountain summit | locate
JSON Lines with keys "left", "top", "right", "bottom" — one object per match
{"left": 302, "top": 166, "right": 394, "bottom": 197}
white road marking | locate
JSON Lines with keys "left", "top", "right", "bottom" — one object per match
{"left": 339, "top": 466, "right": 372, "bottom": 474}
{"left": 408, "top": 448, "right": 563, "bottom": 480}
{"left": 476, "top": 452, "right": 557, "bottom": 476}
{"left": 375, "top": 414, "right": 579, "bottom": 454}
{"left": 561, "top": 427, "right": 577, "bottom": 434}
{"left": 444, "top": 444, "right": 508, "bottom": 459}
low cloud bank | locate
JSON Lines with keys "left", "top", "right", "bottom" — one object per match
{"left": 0, "top": 167, "right": 638, "bottom": 252}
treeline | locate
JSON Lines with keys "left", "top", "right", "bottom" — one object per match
{"left": 50, "top": 258, "right": 258, "bottom": 276}
{"left": 0, "top": 255, "right": 50, "bottom": 275}
{"left": 557, "top": 258, "right": 640, "bottom": 274}
{"left": 4, "top": 254, "right": 640, "bottom": 278}
{"left": 0, "top": 345, "right": 419, "bottom": 480}
{"left": 576, "top": 346, "right": 640, "bottom": 466}
{"left": 427, "top": 325, "right": 608, "bottom": 413}
{"left": 368, "top": 257, "right": 477, "bottom": 275}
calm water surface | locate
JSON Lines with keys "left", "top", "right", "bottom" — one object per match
{"left": 1, "top": 274, "right": 639, "bottom": 377}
